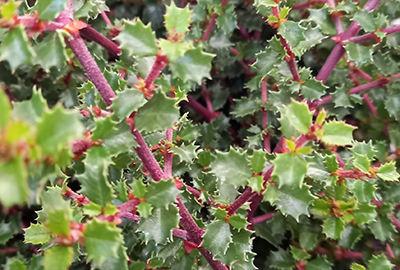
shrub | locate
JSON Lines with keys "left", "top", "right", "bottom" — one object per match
{"left": 0, "top": 0, "right": 400, "bottom": 269}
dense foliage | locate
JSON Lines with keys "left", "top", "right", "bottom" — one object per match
{"left": 1, "top": 0, "right": 400, "bottom": 269}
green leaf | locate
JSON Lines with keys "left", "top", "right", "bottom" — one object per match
{"left": 198, "top": 151, "right": 213, "bottom": 167}
{"left": 368, "top": 255, "right": 394, "bottom": 270}
{"left": 369, "top": 215, "right": 396, "bottom": 241}
{"left": 35, "top": 32, "right": 69, "bottom": 71}
{"left": 170, "top": 142, "right": 198, "bottom": 163}
{"left": 272, "top": 153, "right": 308, "bottom": 188}
{"left": 297, "top": 27, "right": 326, "bottom": 56}
{"left": 0, "top": 26, "right": 35, "bottom": 70}
{"left": 0, "top": 157, "right": 28, "bottom": 207}
{"left": 91, "top": 116, "right": 116, "bottom": 140}
{"left": 44, "top": 246, "right": 73, "bottom": 270}
{"left": 280, "top": 100, "right": 313, "bottom": 134}
{"left": 345, "top": 43, "right": 373, "bottom": 67}
{"left": 73, "top": 0, "right": 109, "bottom": 20}
{"left": 220, "top": 229, "right": 253, "bottom": 266}
{"left": 164, "top": 2, "right": 192, "bottom": 33}
{"left": 312, "top": 199, "right": 330, "bottom": 215}
{"left": 269, "top": 248, "right": 296, "bottom": 270}
{"left": 321, "top": 121, "right": 355, "bottom": 146}
{"left": 137, "top": 202, "right": 152, "bottom": 219}
{"left": 169, "top": 47, "right": 214, "bottom": 84}
{"left": 210, "top": 148, "right": 253, "bottom": 188}
{"left": 273, "top": 184, "right": 315, "bottom": 221}
{"left": 232, "top": 97, "right": 260, "bottom": 118}
{"left": 215, "top": 4, "right": 238, "bottom": 34}
{"left": 307, "top": 8, "right": 336, "bottom": 35}
{"left": 158, "top": 40, "right": 193, "bottom": 62}
{"left": 145, "top": 179, "right": 181, "bottom": 209}
{"left": 110, "top": 88, "right": 147, "bottom": 120}
{"left": 12, "top": 88, "right": 45, "bottom": 125}
{"left": 229, "top": 214, "right": 249, "bottom": 231}
{"left": 250, "top": 149, "right": 266, "bottom": 173}
{"left": 32, "top": 0, "right": 69, "bottom": 21}
{"left": 138, "top": 206, "right": 179, "bottom": 244}
{"left": 351, "top": 180, "right": 376, "bottom": 203}
{"left": 352, "top": 203, "right": 377, "bottom": 225}
{"left": 135, "top": 91, "right": 179, "bottom": 132}
{"left": 300, "top": 231, "right": 318, "bottom": 250}
{"left": 0, "top": 90, "right": 11, "bottom": 128}
{"left": 9, "top": 260, "right": 26, "bottom": 270}
{"left": 301, "top": 78, "right": 327, "bottom": 101}
{"left": 37, "top": 105, "right": 84, "bottom": 154}
{"left": 252, "top": 48, "right": 281, "bottom": 77}
{"left": 290, "top": 246, "right": 310, "bottom": 261}
{"left": 351, "top": 264, "right": 366, "bottom": 270}
{"left": 248, "top": 176, "right": 263, "bottom": 193}
{"left": 351, "top": 141, "right": 377, "bottom": 160}
{"left": 278, "top": 21, "right": 306, "bottom": 56}
{"left": 84, "top": 219, "right": 124, "bottom": 265}
{"left": 353, "top": 9, "right": 376, "bottom": 32}
{"left": 78, "top": 147, "right": 115, "bottom": 207}
{"left": 0, "top": 219, "right": 19, "bottom": 244}
{"left": 1, "top": 1, "right": 17, "bottom": 19}
{"left": 305, "top": 256, "right": 333, "bottom": 270}
{"left": 102, "top": 122, "right": 138, "bottom": 155}
{"left": 378, "top": 162, "right": 400, "bottom": 181}
{"left": 338, "top": 226, "right": 363, "bottom": 250}
{"left": 325, "top": 155, "right": 339, "bottom": 172}
{"left": 322, "top": 217, "right": 345, "bottom": 239}
{"left": 116, "top": 20, "right": 157, "bottom": 57}
{"left": 131, "top": 179, "right": 147, "bottom": 198}
{"left": 24, "top": 223, "right": 51, "bottom": 245}
{"left": 46, "top": 210, "right": 70, "bottom": 235}
{"left": 201, "top": 220, "right": 232, "bottom": 256}
{"left": 353, "top": 153, "right": 370, "bottom": 173}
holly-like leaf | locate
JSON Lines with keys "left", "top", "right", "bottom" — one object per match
{"left": 325, "top": 155, "right": 339, "bottom": 172}
{"left": 290, "top": 246, "right": 310, "bottom": 261}
{"left": 0, "top": 157, "right": 28, "bottom": 207}
{"left": 280, "top": 100, "right": 313, "bottom": 134}
{"left": 250, "top": 149, "right": 267, "bottom": 173}
{"left": 229, "top": 214, "right": 249, "bottom": 231}
{"left": 24, "top": 223, "right": 51, "bottom": 245}
{"left": 210, "top": 148, "right": 253, "bottom": 188}
{"left": 110, "top": 88, "right": 147, "bottom": 120}
{"left": 352, "top": 203, "right": 377, "bottom": 225}
{"left": 138, "top": 206, "right": 179, "bottom": 244}
{"left": 145, "top": 179, "right": 181, "bottom": 209}
{"left": 201, "top": 220, "right": 232, "bottom": 256}
{"left": 91, "top": 116, "right": 116, "bottom": 140}
{"left": 351, "top": 181, "right": 376, "bottom": 203}
{"left": 78, "top": 147, "right": 115, "bottom": 207}
{"left": 248, "top": 176, "right": 263, "bottom": 193}
{"left": 37, "top": 105, "right": 84, "bottom": 154}
{"left": 169, "top": 47, "right": 214, "bottom": 84}
{"left": 0, "top": 26, "right": 35, "bottom": 71}
{"left": 220, "top": 229, "right": 253, "bottom": 266}
{"left": 84, "top": 219, "right": 125, "bottom": 265}
{"left": 353, "top": 9, "right": 376, "bottom": 32}
{"left": 378, "top": 162, "right": 400, "bottom": 181}
{"left": 301, "top": 78, "right": 327, "bottom": 101}
{"left": 278, "top": 21, "right": 306, "bottom": 56}
{"left": 321, "top": 121, "right": 355, "bottom": 146}
{"left": 297, "top": 26, "right": 326, "bottom": 56}
{"left": 307, "top": 8, "right": 336, "bottom": 35}
{"left": 115, "top": 20, "right": 157, "bottom": 57}
{"left": 137, "top": 202, "right": 152, "bottom": 219}
{"left": 353, "top": 153, "right": 370, "bottom": 173}
{"left": 232, "top": 97, "right": 260, "bottom": 118}
{"left": 1, "top": 1, "right": 17, "bottom": 19}
{"left": 130, "top": 179, "right": 147, "bottom": 198}
{"left": 32, "top": 0, "right": 69, "bottom": 21}
{"left": 338, "top": 226, "right": 363, "bottom": 250}
{"left": 369, "top": 215, "right": 396, "bottom": 241}
{"left": 102, "top": 122, "right": 138, "bottom": 155}
{"left": 158, "top": 40, "right": 193, "bottom": 62}
{"left": 273, "top": 184, "right": 315, "bottom": 221}
{"left": 43, "top": 246, "right": 73, "bottom": 270}
{"left": 272, "top": 153, "right": 308, "bottom": 188}
{"left": 12, "top": 88, "right": 46, "bottom": 125}
{"left": 35, "top": 32, "right": 69, "bottom": 71}
{"left": 305, "top": 256, "right": 333, "bottom": 270}
{"left": 350, "top": 264, "right": 366, "bottom": 270}
{"left": 164, "top": 2, "right": 192, "bottom": 33}
{"left": 368, "top": 254, "right": 394, "bottom": 270}
{"left": 0, "top": 90, "right": 11, "bottom": 128}
{"left": 215, "top": 4, "right": 238, "bottom": 34}
{"left": 9, "top": 260, "right": 26, "bottom": 270}
{"left": 268, "top": 248, "right": 296, "bottom": 270}
{"left": 252, "top": 48, "right": 281, "bottom": 77}
{"left": 345, "top": 43, "right": 373, "bottom": 67}
{"left": 351, "top": 141, "right": 377, "bottom": 160}
{"left": 170, "top": 142, "right": 198, "bottom": 163}
{"left": 135, "top": 91, "right": 179, "bottom": 132}
{"left": 322, "top": 217, "right": 345, "bottom": 239}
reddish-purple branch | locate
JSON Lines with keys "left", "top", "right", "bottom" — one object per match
{"left": 279, "top": 36, "right": 300, "bottom": 82}
{"left": 101, "top": 12, "right": 112, "bottom": 26}
{"left": 144, "top": 55, "right": 168, "bottom": 88}
{"left": 389, "top": 214, "right": 400, "bottom": 231}
{"left": 363, "top": 94, "right": 378, "bottom": 118}
{"left": 176, "top": 197, "right": 204, "bottom": 245}
{"left": 348, "top": 78, "right": 392, "bottom": 94}
{"left": 203, "top": 13, "right": 218, "bottom": 41}
{"left": 292, "top": 0, "right": 327, "bottom": 9}
{"left": 347, "top": 26, "right": 400, "bottom": 44}
{"left": 252, "top": 211, "right": 277, "bottom": 224}
{"left": 67, "top": 32, "right": 116, "bottom": 106}
{"left": 79, "top": 26, "right": 121, "bottom": 60}
{"left": 173, "top": 228, "right": 189, "bottom": 240}
{"left": 164, "top": 129, "right": 173, "bottom": 179}
{"left": 198, "top": 247, "right": 229, "bottom": 270}
{"left": 227, "top": 188, "right": 256, "bottom": 216}
{"left": 186, "top": 96, "right": 217, "bottom": 122}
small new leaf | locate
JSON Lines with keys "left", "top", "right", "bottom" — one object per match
{"left": 321, "top": 121, "right": 355, "bottom": 146}
{"left": 378, "top": 162, "right": 400, "bottom": 181}
{"left": 164, "top": 2, "right": 192, "bottom": 33}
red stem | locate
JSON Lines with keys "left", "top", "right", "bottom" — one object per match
{"left": 292, "top": 0, "right": 327, "bottom": 9}
{"left": 144, "top": 55, "right": 168, "bottom": 88}
{"left": 173, "top": 228, "right": 189, "bottom": 240}
{"left": 363, "top": 94, "right": 378, "bottom": 118}
{"left": 389, "top": 214, "right": 400, "bottom": 231}
{"left": 176, "top": 197, "right": 204, "bottom": 245}
{"left": 227, "top": 188, "right": 256, "bottom": 216}
{"left": 348, "top": 78, "right": 393, "bottom": 94}
{"left": 79, "top": 26, "right": 121, "bottom": 60}
{"left": 387, "top": 243, "right": 395, "bottom": 258}
{"left": 295, "top": 134, "right": 309, "bottom": 148}
{"left": 203, "top": 13, "right": 218, "bottom": 41}
{"left": 279, "top": 36, "right": 300, "bottom": 82}
{"left": 238, "top": 22, "right": 250, "bottom": 41}
{"left": 67, "top": 32, "right": 116, "bottom": 106}
{"left": 261, "top": 80, "right": 271, "bottom": 152}
{"left": 186, "top": 96, "right": 216, "bottom": 122}
{"left": 198, "top": 247, "right": 229, "bottom": 270}
{"left": 202, "top": 84, "right": 214, "bottom": 113}
{"left": 164, "top": 129, "right": 173, "bottom": 179}
{"left": 252, "top": 211, "right": 277, "bottom": 224}
{"left": 101, "top": 12, "right": 112, "bottom": 26}
{"left": 230, "top": 47, "right": 241, "bottom": 55}
{"left": 131, "top": 129, "right": 165, "bottom": 181}
{"left": 0, "top": 248, "right": 19, "bottom": 254}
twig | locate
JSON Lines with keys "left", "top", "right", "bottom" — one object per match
{"left": 252, "top": 211, "right": 277, "bottom": 224}
{"left": 100, "top": 12, "right": 112, "bottom": 26}
{"left": 186, "top": 96, "right": 217, "bottom": 122}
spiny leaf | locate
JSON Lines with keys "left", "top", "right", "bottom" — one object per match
{"left": 252, "top": 48, "right": 282, "bottom": 78}
{"left": 322, "top": 217, "right": 345, "bottom": 239}
{"left": 0, "top": 90, "right": 11, "bottom": 128}
{"left": 0, "top": 157, "right": 29, "bottom": 207}
{"left": 368, "top": 254, "right": 394, "bottom": 270}
{"left": 345, "top": 43, "right": 373, "bottom": 67}
{"left": 250, "top": 149, "right": 267, "bottom": 173}
{"left": 110, "top": 88, "right": 147, "bottom": 120}
{"left": 164, "top": 2, "right": 192, "bottom": 33}
{"left": 102, "top": 122, "right": 138, "bottom": 155}
{"left": 278, "top": 21, "right": 306, "bottom": 57}
{"left": 272, "top": 153, "right": 308, "bottom": 188}
{"left": 145, "top": 179, "right": 181, "bottom": 209}
{"left": 12, "top": 88, "right": 46, "bottom": 125}
{"left": 351, "top": 181, "right": 376, "bottom": 203}
{"left": 321, "top": 121, "right": 355, "bottom": 146}
{"left": 35, "top": 31, "right": 69, "bottom": 71}
{"left": 9, "top": 259, "right": 26, "bottom": 270}
{"left": 201, "top": 220, "right": 232, "bottom": 256}
{"left": 305, "top": 256, "right": 333, "bottom": 270}
{"left": 268, "top": 248, "right": 296, "bottom": 270}
{"left": 116, "top": 20, "right": 157, "bottom": 57}
{"left": 32, "top": 0, "right": 69, "bottom": 21}
{"left": 280, "top": 100, "right": 313, "bottom": 134}
{"left": 91, "top": 116, "right": 116, "bottom": 140}
{"left": 301, "top": 78, "right": 327, "bottom": 101}
{"left": 43, "top": 246, "right": 73, "bottom": 270}
{"left": 378, "top": 162, "right": 400, "bottom": 181}
{"left": 369, "top": 215, "right": 396, "bottom": 241}
{"left": 158, "top": 40, "right": 193, "bottom": 62}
